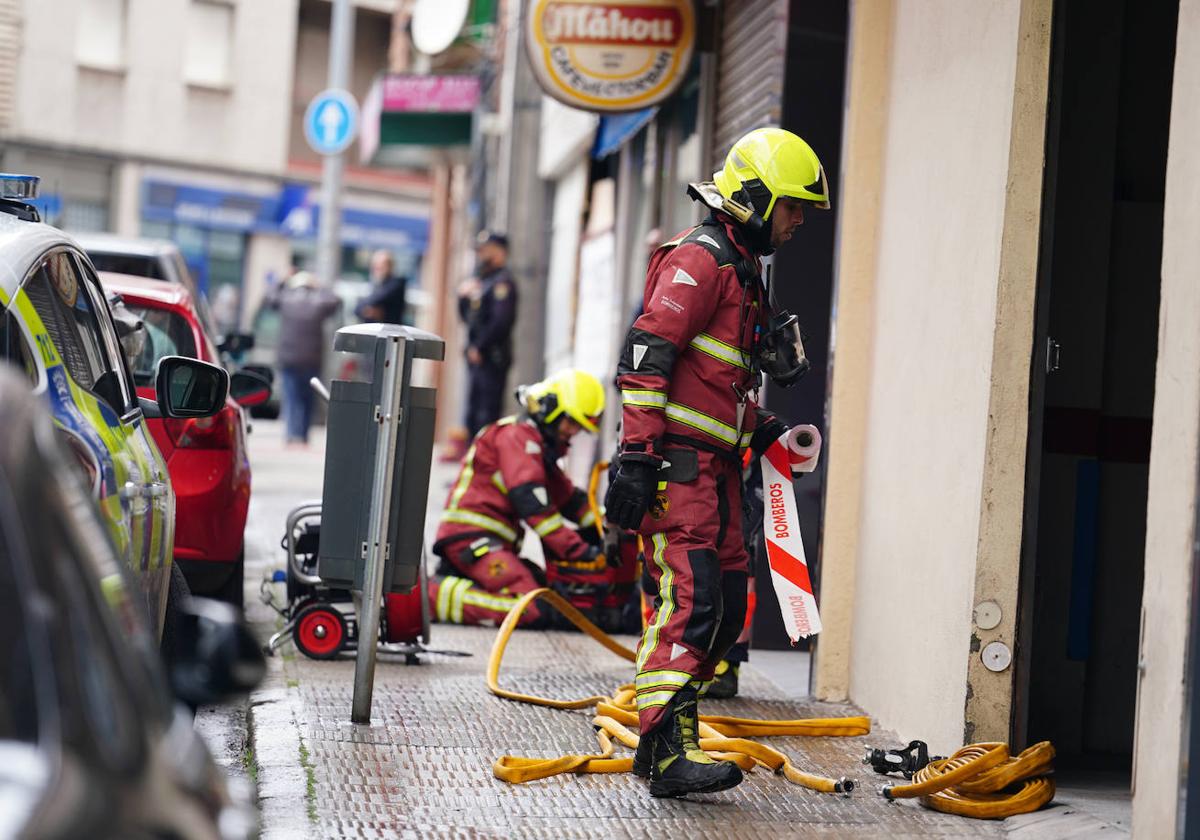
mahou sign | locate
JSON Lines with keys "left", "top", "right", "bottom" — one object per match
{"left": 526, "top": 0, "right": 695, "bottom": 112}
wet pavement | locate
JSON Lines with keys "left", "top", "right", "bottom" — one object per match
{"left": 223, "top": 418, "right": 1116, "bottom": 839}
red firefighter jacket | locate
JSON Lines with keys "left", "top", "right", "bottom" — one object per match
{"left": 435, "top": 416, "right": 596, "bottom": 561}
{"left": 617, "top": 214, "right": 768, "bottom": 464}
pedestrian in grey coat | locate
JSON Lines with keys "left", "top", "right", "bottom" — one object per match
{"left": 264, "top": 271, "right": 340, "bottom": 445}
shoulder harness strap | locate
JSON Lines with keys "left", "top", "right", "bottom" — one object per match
{"left": 678, "top": 220, "right": 759, "bottom": 287}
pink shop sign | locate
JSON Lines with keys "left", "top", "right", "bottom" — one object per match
{"left": 382, "top": 75, "right": 480, "bottom": 113}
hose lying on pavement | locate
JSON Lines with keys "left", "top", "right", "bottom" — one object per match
{"left": 486, "top": 587, "right": 870, "bottom": 793}
{"left": 880, "top": 741, "right": 1056, "bottom": 819}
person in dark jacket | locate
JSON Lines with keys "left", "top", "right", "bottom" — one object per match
{"left": 458, "top": 232, "right": 517, "bottom": 438}
{"left": 354, "top": 250, "right": 408, "bottom": 325}
{"left": 264, "top": 271, "right": 340, "bottom": 446}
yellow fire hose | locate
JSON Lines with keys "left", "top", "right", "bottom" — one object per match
{"left": 880, "top": 741, "right": 1056, "bottom": 819}
{"left": 491, "top": 465, "right": 1053, "bottom": 818}
{"left": 487, "top": 587, "right": 869, "bottom": 793}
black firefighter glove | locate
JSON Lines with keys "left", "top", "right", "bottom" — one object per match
{"left": 604, "top": 458, "right": 658, "bottom": 531}
{"left": 749, "top": 416, "right": 789, "bottom": 458}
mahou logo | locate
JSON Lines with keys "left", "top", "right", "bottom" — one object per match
{"left": 526, "top": 0, "right": 694, "bottom": 112}
{"left": 541, "top": 5, "right": 684, "bottom": 47}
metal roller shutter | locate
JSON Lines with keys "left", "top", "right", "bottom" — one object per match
{"left": 711, "top": 0, "right": 789, "bottom": 168}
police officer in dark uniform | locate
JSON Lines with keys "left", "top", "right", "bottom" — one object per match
{"left": 458, "top": 232, "right": 517, "bottom": 438}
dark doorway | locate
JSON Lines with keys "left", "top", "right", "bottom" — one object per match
{"left": 1015, "top": 0, "right": 1179, "bottom": 775}
{"left": 751, "top": 0, "right": 847, "bottom": 652}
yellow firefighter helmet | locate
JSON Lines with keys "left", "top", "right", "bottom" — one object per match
{"left": 525, "top": 369, "right": 605, "bottom": 433}
{"left": 714, "top": 127, "right": 830, "bottom": 221}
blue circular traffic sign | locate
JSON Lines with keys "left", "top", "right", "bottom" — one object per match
{"left": 304, "top": 89, "right": 360, "bottom": 156}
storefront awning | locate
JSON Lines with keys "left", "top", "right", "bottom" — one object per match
{"left": 592, "top": 107, "right": 658, "bottom": 159}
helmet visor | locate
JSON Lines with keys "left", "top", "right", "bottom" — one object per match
{"left": 778, "top": 165, "right": 829, "bottom": 211}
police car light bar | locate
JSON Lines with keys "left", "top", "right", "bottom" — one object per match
{"left": 0, "top": 174, "right": 40, "bottom": 201}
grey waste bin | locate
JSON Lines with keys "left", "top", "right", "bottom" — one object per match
{"left": 316, "top": 323, "right": 444, "bottom": 593}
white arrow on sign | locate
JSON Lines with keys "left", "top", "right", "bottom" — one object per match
{"left": 318, "top": 101, "right": 345, "bottom": 148}
{"left": 304, "top": 89, "right": 359, "bottom": 156}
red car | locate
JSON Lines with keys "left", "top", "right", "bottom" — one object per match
{"left": 99, "top": 272, "right": 270, "bottom": 608}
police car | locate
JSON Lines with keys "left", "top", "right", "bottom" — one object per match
{"left": 0, "top": 174, "right": 228, "bottom": 642}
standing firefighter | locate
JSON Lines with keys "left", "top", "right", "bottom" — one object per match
{"left": 605, "top": 128, "right": 827, "bottom": 798}
{"left": 431, "top": 369, "right": 608, "bottom": 627}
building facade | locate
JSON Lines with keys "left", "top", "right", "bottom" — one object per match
{"left": 0, "top": 0, "right": 431, "bottom": 335}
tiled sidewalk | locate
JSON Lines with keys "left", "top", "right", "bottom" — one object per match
{"left": 255, "top": 623, "right": 1003, "bottom": 840}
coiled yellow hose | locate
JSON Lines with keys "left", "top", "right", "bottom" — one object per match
{"left": 487, "top": 587, "right": 869, "bottom": 793}
{"left": 881, "top": 741, "right": 1056, "bottom": 819}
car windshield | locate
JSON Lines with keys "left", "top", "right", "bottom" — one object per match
{"left": 126, "top": 305, "right": 196, "bottom": 387}
{"left": 86, "top": 252, "right": 166, "bottom": 281}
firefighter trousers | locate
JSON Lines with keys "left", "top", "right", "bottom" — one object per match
{"left": 429, "top": 536, "right": 544, "bottom": 627}
{"left": 634, "top": 449, "right": 748, "bottom": 734}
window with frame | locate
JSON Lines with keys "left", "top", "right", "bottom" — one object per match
{"left": 184, "top": 0, "right": 234, "bottom": 88}
{"left": 75, "top": 0, "right": 127, "bottom": 70}
{"left": 22, "top": 253, "right": 126, "bottom": 411}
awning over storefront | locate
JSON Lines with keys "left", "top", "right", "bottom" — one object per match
{"left": 592, "top": 107, "right": 658, "bottom": 158}
{"left": 141, "top": 179, "right": 430, "bottom": 253}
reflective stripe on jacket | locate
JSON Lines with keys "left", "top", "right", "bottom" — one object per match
{"left": 436, "top": 416, "right": 594, "bottom": 561}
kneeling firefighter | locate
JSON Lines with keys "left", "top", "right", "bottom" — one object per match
{"left": 430, "top": 369, "right": 610, "bottom": 627}
{"left": 605, "top": 127, "right": 827, "bottom": 798}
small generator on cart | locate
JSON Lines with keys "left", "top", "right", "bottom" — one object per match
{"left": 261, "top": 502, "right": 431, "bottom": 663}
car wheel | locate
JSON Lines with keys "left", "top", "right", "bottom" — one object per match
{"left": 292, "top": 604, "right": 347, "bottom": 660}
{"left": 160, "top": 562, "right": 191, "bottom": 667}
{"left": 214, "top": 548, "right": 245, "bottom": 612}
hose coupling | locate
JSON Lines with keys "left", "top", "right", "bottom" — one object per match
{"left": 881, "top": 783, "right": 896, "bottom": 801}
{"left": 834, "top": 776, "right": 855, "bottom": 796}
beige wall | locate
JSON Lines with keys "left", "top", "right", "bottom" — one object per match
{"left": 831, "top": 0, "right": 1027, "bottom": 754}
{"left": 812, "top": 0, "right": 893, "bottom": 703}
{"left": 14, "top": 0, "right": 299, "bottom": 175}
{"left": 1132, "top": 0, "right": 1200, "bottom": 834}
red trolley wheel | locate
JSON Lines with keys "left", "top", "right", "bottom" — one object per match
{"left": 293, "top": 604, "right": 347, "bottom": 660}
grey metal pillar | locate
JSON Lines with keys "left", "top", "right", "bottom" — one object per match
{"left": 315, "top": 0, "right": 356, "bottom": 286}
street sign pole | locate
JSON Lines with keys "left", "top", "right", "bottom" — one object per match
{"left": 315, "top": 0, "right": 355, "bottom": 287}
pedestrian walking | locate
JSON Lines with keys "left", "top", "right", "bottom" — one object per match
{"left": 605, "top": 127, "right": 828, "bottom": 798}
{"left": 429, "top": 369, "right": 607, "bottom": 628}
{"left": 263, "top": 270, "right": 340, "bottom": 446}
{"left": 458, "top": 232, "right": 517, "bottom": 439}
{"left": 354, "top": 249, "right": 408, "bottom": 325}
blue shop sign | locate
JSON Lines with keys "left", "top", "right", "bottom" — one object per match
{"left": 142, "top": 179, "right": 430, "bottom": 252}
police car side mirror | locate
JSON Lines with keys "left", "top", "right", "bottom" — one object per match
{"left": 154, "top": 356, "right": 229, "bottom": 419}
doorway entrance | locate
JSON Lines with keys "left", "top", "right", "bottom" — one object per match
{"left": 1015, "top": 0, "right": 1179, "bottom": 775}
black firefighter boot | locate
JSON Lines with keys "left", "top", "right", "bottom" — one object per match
{"left": 643, "top": 684, "right": 743, "bottom": 797}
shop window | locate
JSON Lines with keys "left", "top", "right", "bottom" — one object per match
{"left": 184, "top": 0, "right": 234, "bottom": 89}
{"left": 76, "top": 0, "right": 126, "bottom": 71}
{"left": 62, "top": 200, "right": 110, "bottom": 234}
